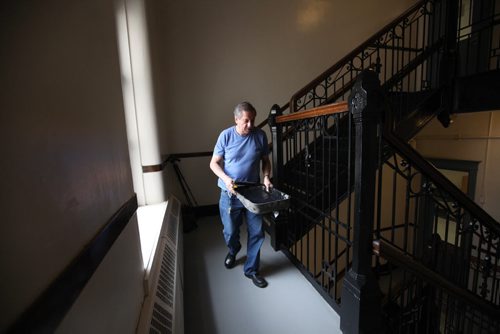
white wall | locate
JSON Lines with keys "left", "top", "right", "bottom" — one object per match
{"left": 145, "top": 0, "right": 418, "bottom": 205}
{"left": 117, "top": 0, "right": 166, "bottom": 206}
{"left": 415, "top": 111, "right": 500, "bottom": 221}
{"left": 0, "top": 0, "right": 143, "bottom": 331}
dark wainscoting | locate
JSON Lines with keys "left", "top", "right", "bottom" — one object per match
{"left": 8, "top": 195, "right": 138, "bottom": 334}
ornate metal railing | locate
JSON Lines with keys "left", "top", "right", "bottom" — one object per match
{"left": 264, "top": 1, "right": 500, "bottom": 332}
{"left": 374, "top": 239, "right": 500, "bottom": 333}
{"left": 268, "top": 0, "right": 447, "bottom": 313}
{"left": 455, "top": 0, "right": 500, "bottom": 76}
{"left": 270, "top": 67, "right": 500, "bottom": 332}
{"left": 371, "top": 126, "right": 500, "bottom": 333}
{"left": 268, "top": 102, "right": 352, "bottom": 309}
{"left": 285, "top": 0, "right": 500, "bottom": 117}
{"left": 288, "top": 0, "right": 442, "bottom": 117}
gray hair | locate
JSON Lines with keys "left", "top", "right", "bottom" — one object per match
{"left": 233, "top": 101, "right": 257, "bottom": 119}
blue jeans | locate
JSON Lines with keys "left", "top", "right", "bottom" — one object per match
{"left": 219, "top": 190, "right": 264, "bottom": 275}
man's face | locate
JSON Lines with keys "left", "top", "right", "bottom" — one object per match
{"left": 235, "top": 110, "right": 256, "bottom": 136}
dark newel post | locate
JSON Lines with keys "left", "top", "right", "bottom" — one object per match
{"left": 268, "top": 104, "right": 283, "bottom": 187}
{"left": 340, "top": 70, "right": 384, "bottom": 334}
{"left": 267, "top": 104, "right": 284, "bottom": 250}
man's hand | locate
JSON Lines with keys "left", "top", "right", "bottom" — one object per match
{"left": 210, "top": 154, "right": 236, "bottom": 194}
{"left": 263, "top": 175, "right": 273, "bottom": 192}
{"left": 261, "top": 155, "right": 272, "bottom": 192}
{"left": 224, "top": 177, "right": 236, "bottom": 194}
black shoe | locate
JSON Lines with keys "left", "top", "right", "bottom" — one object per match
{"left": 224, "top": 252, "right": 236, "bottom": 269}
{"left": 245, "top": 273, "right": 268, "bottom": 288}
{"left": 224, "top": 245, "right": 241, "bottom": 269}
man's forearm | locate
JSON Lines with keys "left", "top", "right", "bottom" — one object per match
{"left": 261, "top": 158, "right": 271, "bottom": 177}
{"left": 210, "top": 161, "right": 230, "bottom": 183}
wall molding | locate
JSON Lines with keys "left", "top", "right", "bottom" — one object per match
{"left": 8, "top": 195, "right": 138, "bottom": 334}
{"left": 142, "top": 164, "right": 164, "bottom": 173}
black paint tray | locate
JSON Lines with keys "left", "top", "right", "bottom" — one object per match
{"left": 234, "top": 185, "right": 290, "bottom": 214}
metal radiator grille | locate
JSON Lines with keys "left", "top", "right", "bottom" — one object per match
{"left": 137, "top": 196, "right": 183, "bottom": 334}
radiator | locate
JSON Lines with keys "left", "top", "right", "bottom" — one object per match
{"left": 137, "top": 196, "right": 184, "bottom": 334}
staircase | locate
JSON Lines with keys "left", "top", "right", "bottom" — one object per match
{"left": 266, "top": 1, "right": 500, "bottom": 333}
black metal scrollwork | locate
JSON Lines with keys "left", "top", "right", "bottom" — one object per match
{"left": 289, "top": 0, "right": 434, "bottom": 120}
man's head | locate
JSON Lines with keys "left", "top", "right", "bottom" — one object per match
{"left": 234, "top": 101, "right": 256, "bottom": 136}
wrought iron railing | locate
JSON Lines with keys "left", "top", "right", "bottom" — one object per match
{"left": 270, "top": 68, "right": 500, "bottom": 332}
{"left": 268, "top": 3, "right": 449, "bottom": 291}
{"left": 268, "top": 102, "right": 352, "bottom": 309}
{"left": 282, "top": 0, "right": 500, "bottom": 123}
{"left": 374, "top": 239, "right": 500, "bottom": 333}
{"left": 288, "top": 0, "right": 443, "bottom": 119}
{"left": 455, "top": 0, "right": 500, "bottom": 76}
{"left": 269, "top": 0, "right": 448, "bottom": 313}
{"left": 371, "top": 125, "right": 500, "bottom": 333}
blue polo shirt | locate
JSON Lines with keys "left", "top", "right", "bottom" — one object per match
{"left": 213, "top": 126, "right": 269, "bottom": 191}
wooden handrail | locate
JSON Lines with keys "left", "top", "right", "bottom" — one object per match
{"left": 276, "top": 101, "right": 349, "bottom": 124}
{"left": 373, "top": 239, "right": 500, "bottom": 319}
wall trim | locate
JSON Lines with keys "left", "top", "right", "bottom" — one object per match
{"left": 8, "top": 194, "right": 138, "bottom": 334}
{"left": 142, "top": 164, "right": 164, "bottom": 173}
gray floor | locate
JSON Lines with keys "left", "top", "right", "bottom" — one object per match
{"left": 183, "top": 216, "right": 342, "bottom": 334}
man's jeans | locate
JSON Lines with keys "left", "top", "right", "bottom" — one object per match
{"left": 219, "top": 190, "right": 264, "bottom": 275}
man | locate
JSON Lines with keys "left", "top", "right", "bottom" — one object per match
{"left": 209, "top": 101, "right": 272, "bottom": 288}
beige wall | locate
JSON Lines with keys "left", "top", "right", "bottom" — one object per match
{"left": 415, "top": 111, "right": 500, "bottom": 221}
{"left": 0, "top": 0, "right": 143, "bottom": 331}
{"left": 146, "top": 0, "right": 418, "bottom": 205}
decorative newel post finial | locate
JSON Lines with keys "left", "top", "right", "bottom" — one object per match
{"left": 350, "top": 69, "right": 382, "bottom": 124}
{"left": 268, "top": 103, "right": 280, "bottom": 128}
